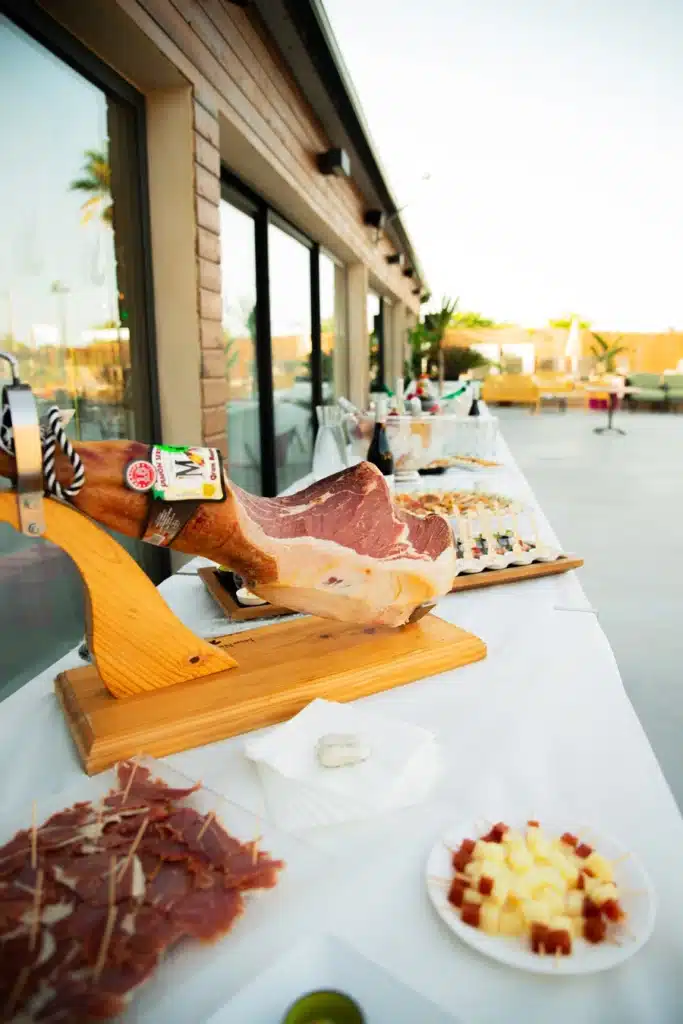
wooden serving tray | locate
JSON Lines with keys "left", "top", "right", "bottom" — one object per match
{"left": 55, "top": 613, "right": 486, "bottom": 775}
{"left": 450, "top": 555, "right": 583, "bottom": 593}
{"left": 198, "top": 566, "right": 292, "bottom": 622}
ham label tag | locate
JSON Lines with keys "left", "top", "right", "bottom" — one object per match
{"left": 150, "top": 446, "right": 225, "bottom": 503}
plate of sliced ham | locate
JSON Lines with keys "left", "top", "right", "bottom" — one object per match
{"left": 0, "top": 758, "right": 302, "bottom": 1022}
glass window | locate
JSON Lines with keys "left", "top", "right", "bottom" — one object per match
{"left": 220, "top": 198, "right": 261, "bottom": 494}
{"left": 319, "top": 253, "right": 336, "bottom": 404}
{"left": 0, "top": 15, "right": 153, "bottom": 700}
{"left": 368, "top": 291, "right": 384, "bottom": 390}
{"left": 268, "top": 222, "right": 313, "bottom": 493}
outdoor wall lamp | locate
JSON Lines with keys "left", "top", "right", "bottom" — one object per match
{"left": 386, "top": 252, "right": 404, "bottom": 266}
{"left": 363, "top": 209, "right": 386, "bottom": 243}
{"left": 403, "top": 267, "right": 415, "bottom": 278}
{"left": 412, "top": 286, "right": 421, "bottom": 295}
{"left": 317, "top": 147, "right": 351, "bottom": 177}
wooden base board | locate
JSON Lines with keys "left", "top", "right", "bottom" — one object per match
{"left": 198, "top": 567, "right": 292, "bottom": 622}
{"left": 450, "top": 555, "right": 583, "bottom": 593}
{"left": 55, "top": 614, "right": 486, "bottom": 775}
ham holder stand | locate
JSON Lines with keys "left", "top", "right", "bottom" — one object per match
{"left": 0, "top": 359, "right": 486, "bottom": 775}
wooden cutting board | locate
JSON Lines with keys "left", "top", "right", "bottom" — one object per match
{"left": 56, "top": 613, "right": 486, "bottom": 775}
{"left": 450, "top": 555, "right": 583, "bottom": 592}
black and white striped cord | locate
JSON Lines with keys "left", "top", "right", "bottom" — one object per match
{"left": 0, "top": 398, "right": 85, "bottom": 501}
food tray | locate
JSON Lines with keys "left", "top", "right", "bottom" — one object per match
{"left": 449, "top": 555, "right": 583, "bottom": 592}
{"left": 199, "top": 567, "right": 294, "bottom": 622}
{"left": 0, "top": 758, "right": 325, "bottom": 1023}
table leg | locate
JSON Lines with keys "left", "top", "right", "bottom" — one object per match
{"left": 594, "top": 393, "right": 626, "bottom": 435}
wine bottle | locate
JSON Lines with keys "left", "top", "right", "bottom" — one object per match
{"left": 366, "top": 396, "right": 394, "bottom": 491}
{"left": 469, "top": 381, "right": 481, "bottom": 417}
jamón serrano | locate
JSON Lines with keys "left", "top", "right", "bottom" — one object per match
{"left": 0, "top": 762, "right": 283, "bottom": 1022}
{"left": 0, "top": 443, "right": 456, "bottom": 626}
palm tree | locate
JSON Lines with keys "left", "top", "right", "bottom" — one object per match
{"left": 70, "top": 148, "right": 112, "bottom": 225}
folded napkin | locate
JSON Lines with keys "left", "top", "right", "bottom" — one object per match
{"left": 244, "top": 698, "right": 440, "bottom": 831}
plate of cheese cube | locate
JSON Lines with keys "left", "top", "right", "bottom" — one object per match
{"left": 426, "top": 818, "right": 656, "bottom": 974}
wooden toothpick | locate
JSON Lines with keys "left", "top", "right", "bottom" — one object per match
{"left": 93, "top": 856, "right": 117, "bottom": 981}
{"left": 4, "top": 965, "right": 31, "bottom": 1018}
{"left": 30, "top": 801, "right": 37, "bottom": 870}
{"left": 118, "top": 814, "right": 149, "bottom": 882}
{"left": 196, "top": 810, "right": 215, "bottom": 841}
{"left": 119, "top": 758, "right": 139, "bottom": 806}
{"left": 29, "top": 868, "right": 44, "bottom": 952}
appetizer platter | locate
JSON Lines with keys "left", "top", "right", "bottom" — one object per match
{"left": 426, "top": 818, "right": 655, "bottom": 975}
{"left": 420, "top": 455, "right": 501, "bottom": 475}
{"left": 0, "top": 758, "right": 286, "bottom": 1022}
{"left": 395, "top": 490, "right": 570, "bottom": 580}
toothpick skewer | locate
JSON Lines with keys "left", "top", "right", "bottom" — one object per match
{"left": 119, "top": 758, "right": 139, "bottom": 806}
{"left": 30, "top": 801, "right": 37, "bottom": 870}
{"left": 94, "top": 856, "right": 117, "bottom": 981}
{"left": 118, "top": 814, "right": 149, "bottom": 881}
{"left": 4, "top": 966, "right": 31, "bottom": 1018}
{"left": 196, "top": 810, "right": 215, "bottom": 841}
{"left": 29, "top": 868, "right": 44, "bottom": 952}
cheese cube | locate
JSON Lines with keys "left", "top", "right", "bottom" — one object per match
{"left": 549, "top": 915, "right": 572, "bottom": 933}
{"left": 592, "top": 882, "right": 619, "bottom": 907}
{"left": 565, "top": 890, "right": 585, "bottom": 917}
{"left": 546, "top": 849, "right": 580, "bottom": 885}
{"left": 507, "top": 842, "right": 534, "bottom": 873}
{"left": 501, "top": 829, "right": 524, "bottom": 849}
{"left": 583, "top": 852, "right": 614, "bottom": 883}
{"left": 533, "top": 867, "right": 565, "bottom": 893}
{"left": 527, "top": 826, "right": 552, "bottom": 860}
{"left": 463, "top": 888, "right": 483, "bottom": 905}
{"left": 542, "top": 889, "right": 566, "bottom": 915}
{"left": 480, "top": 903, "right": 501, "bottom": 935}
{"left": 474, "top": 840, "right": 506, "bottom": 863}
{"left": 464, "top": 860, "right": 481, "bottom": 880}
{"left": 499, "top": 908, "right": 525, "bottom": 937}
{"left": 521, "top": 899, "right": 552, "bottom": 926}
{"left": 570, "top": 916, "right": 584, "bottom": 939}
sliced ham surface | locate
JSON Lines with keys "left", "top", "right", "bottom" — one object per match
{"left": 0, "top": 445, "right": 455, "bottom": 626}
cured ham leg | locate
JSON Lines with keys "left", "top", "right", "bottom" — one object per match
{"left": 0, "top": 441, "right": 456, "bottom": 626}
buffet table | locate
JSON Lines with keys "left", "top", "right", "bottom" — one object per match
{"left": 1, "top": 436, "right": 682, "bottom": 1022}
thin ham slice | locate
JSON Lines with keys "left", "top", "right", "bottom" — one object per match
{"left": 0, "top": 444, "right": 455, "bottom": 626}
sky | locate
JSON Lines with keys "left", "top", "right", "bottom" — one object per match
{"left": 322, "top": 0, "right": 683, "bottom": 330}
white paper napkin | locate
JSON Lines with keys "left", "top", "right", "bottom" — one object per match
{"left": 244, "top": 699, "right": 440, "bottom": 831}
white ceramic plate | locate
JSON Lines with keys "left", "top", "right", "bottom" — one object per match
{"left": 206, "top": 934, "right": 458, "bottom": 1023}
{"left": 425, "top": 817, "right": 656, "bottom": 976}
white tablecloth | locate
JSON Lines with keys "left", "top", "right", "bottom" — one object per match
{"left": 1, "top": 436, "right": 682, "bottom": 1022}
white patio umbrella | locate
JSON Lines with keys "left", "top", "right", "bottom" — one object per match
{"left": 564, "top": 316, "right": 581, "bottom": 376}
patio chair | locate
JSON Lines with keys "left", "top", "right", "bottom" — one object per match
{"left": 481, "top": 374, "right": 540, "bottom": 413}
{"left": 662, "top": 373, "right": 683, "bottom": 410}
{"left": 624, "top": 373, "right": 667, "bottom": 411}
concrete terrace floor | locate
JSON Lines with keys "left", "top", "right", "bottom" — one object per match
{"left": 496, "top": 404, "right": 683, "bottom": 808}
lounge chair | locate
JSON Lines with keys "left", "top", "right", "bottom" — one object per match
{"left": 625, "top": 373, "right": 667, "bottom": 410}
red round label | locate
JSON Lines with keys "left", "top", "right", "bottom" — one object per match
{"left": 125, "top": 459, "right": 156, "bottom": 492}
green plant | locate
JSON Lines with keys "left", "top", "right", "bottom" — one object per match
{"left": 70, "top": 147, "right": 112, "bottom": 225}
{"left": 450, "top": 310, "right": 501, "bottom": 328}
{"left": 404, "top": 297, "right": 459, "bottom": 382}
{"left": 441, "top": 345, "right": 490, "bottom": 380}
{"left": 549, "top": 314, "right": 591, "bottom": 329}
{"left": 589, "top": 332, "right": 628, "bottom": 372}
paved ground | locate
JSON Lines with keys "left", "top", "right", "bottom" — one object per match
{"left": 496, "top": 404, "right": 683, "bottom": 808}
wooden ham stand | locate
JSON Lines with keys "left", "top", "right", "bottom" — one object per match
{"left": 0, "top": 491, "right": 487, "bottom": 774}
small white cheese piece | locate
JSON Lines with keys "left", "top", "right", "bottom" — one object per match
{"left": 316, "top": 733, "right": 371, "bottom": 768}
{"left": 236, "top": 587, "right": 268, "bottom": 607}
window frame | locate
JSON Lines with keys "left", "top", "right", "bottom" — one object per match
{"left": 0, "top": 0, "right": 166, "bottom": 580}
{"left": 221, "top": 169, "right": 340, "bottom": 496}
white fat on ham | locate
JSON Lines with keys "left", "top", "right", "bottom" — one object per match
{"left": 229, "top": 463, "right": 456, "bottom": 627}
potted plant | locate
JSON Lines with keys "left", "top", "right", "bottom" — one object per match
{"left": 589, "top": 332, "right": 627, "bottom": 374}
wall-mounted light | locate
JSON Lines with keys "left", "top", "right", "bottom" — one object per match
{"left": 386, "top": 252, "right": 404, "bottom": 267}
{"left": 403, "top": 267, "right": 415, "bottom": 278}
{"left": 412, "top": 286, "right": 421, "bottom": 296}
{"left": 363, "top": 209, "right": 386, "bottom": 244}
{"left": 317, "top": 147, "right": 351, "bottom": 177}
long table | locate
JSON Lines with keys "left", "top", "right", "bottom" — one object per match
{"left": 1, "top": 434, "right": 682, "bottom": 1022}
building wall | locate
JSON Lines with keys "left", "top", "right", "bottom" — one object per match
{"left": 43, "top": 0, "right": 420, "bottom": 456}
{"left": 444, "top": 326, "right": 683, "bottom": 376}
